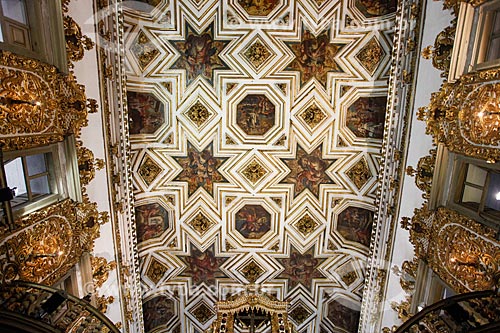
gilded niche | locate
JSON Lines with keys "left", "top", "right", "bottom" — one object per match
{"left": 0, "top": 51, "right": 90, "bottom": 151}
{"left": 408, "top": 206, "right": 499, "bottom": 293}
{"left": 419, "top": 68, "right": 500, "bottom": 162}
{"left": 0, "top": 199, "right": 102, "bottom": 285}
{"left": 427, "top": 207, "right": 499, "bottom": 292}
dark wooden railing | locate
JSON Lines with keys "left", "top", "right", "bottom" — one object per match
{"left": 0, "top": 280, "right": 120, "bottom": 333}
{"left": 395, "top": 290, "right": 500, "bottom": 333}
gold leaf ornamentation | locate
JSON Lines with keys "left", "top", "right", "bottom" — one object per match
{"left": 295, "top": 214, "right": 319, "bottom": 236}
{"left": 241, "top": 160, "right": 268, "bottom": 184}
{"left": 355, "top": 37, "right": 385, "bottom": 75}
{"left": 346, "top": 157, "right": 372, "bottom": 190}
{"left": 188, "top": 213, "right": 216, "bottom": 236}
{"left": 64, "top": 15, "right": 94, "bottom": 63}
{"left": 299, "top": 104, "right": 327, "bottom": 130}
{"left": 242, "top": 39, "right": 273, "bottom": 70}
{"left": 0, "top": 199, "right": 101, "bottom": 285}
{"left": 146, "top": 257, "right": 168, "bottom": 284}
{"left": 239, "top": 260, "right": 264, "bottom": 283}
{"left": 185, "top": 101, "right": 212, "bottom": 127}
{"left": 419, "top": 68, "right": 500, "bottom": 162}
{"left": 138, "top": 155, "right": 162, "bottom": 185}
{"left": 92, "top": 256, "right": 117, "bottom": 289}
{"left": 0, "top": 51, "right": 89, "bottom": 151}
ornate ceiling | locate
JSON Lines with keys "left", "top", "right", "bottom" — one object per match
{"left": 123, "top": 0, "right": 396, "bottom": 331}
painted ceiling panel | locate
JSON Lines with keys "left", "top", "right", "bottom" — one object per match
{"left": 124, "top": 0, "right": 396, "bottom": 331}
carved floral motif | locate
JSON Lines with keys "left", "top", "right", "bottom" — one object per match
{"left": 0, "top": 199, "right": 102, "bottom": 285}
{"left": 418, "top": 68, "right": 500, "bottom": 162}
{"left": 0, "top": 51, "right": 90, "bottom": 151}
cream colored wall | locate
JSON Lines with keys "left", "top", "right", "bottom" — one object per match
{"left": 67, "top": 0, "right": 125, "bottom": 328}
{"left": 379, "top": 0, "right": 454, "bottom": 329}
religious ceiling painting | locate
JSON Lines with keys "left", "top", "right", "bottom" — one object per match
{"left": 179, "top": 243, "right": 230, "bottom": 286}
{"left": 135, "top": 202, "right": 170, "bottom": 243}
{"left": 354, "top": 0, "right": 397, "bottom": 18}
{"left": 276, "top": 245, "right": 327, "bottom": 292}
{"left": 346, "top": 96, "right": 387, "bottom": 139}
{"left": 336, "top": 206, "right": 374, "bottom": 247}
{"left": 170, "top": 24, "right": 229, "bottom": 87}
{"left": 128, "top": 91, "right": 166, "bottom": 135}
{"left": 236, "top": 94, "right": 276, "bottom": 136}
{"left": 143, "top": 295, "right": 177, "bottom": 332}
{"left": 235, "top": 204, "right": 272, "bottom": 239}
{"left": 325, "top": 297, "right": 361, "bottom": 332}
{"left": 173, "top": 141, "right": 229, "bottom": 197}
{"left": 124, "top": 0, "right": 394, "bottom": 331}
{"left": 280, "top": 144, "right": 336, "bottom": 199}
{"left": 285, "top": 26, "right": 344, "bottom": 88}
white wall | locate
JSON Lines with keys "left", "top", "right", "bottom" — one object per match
{"left": 380, "top": 0, "right": 454, "bottom": 328}
{"left": 67, "top": 0, "right": 125, "bottom": 328}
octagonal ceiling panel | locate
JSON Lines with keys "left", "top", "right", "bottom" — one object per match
{"left": 123, "top": 0, "right": 395, "bottom": 331}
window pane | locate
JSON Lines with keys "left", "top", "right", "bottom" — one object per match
{"left": 462, "top": 184, "right": 483, "bottom": 204}
{"left": 4, "top": 157, "right": 27, "bottom": 197}
{"left": 0, "top": 23, "right": 3, "bottom": 42}
{"left": 26, "top": 153, "right": 47, "bottom": 176}
{"left": 486, "top": 36, "right": 500, "bottom": 62}
{"left": 30, "top": 175, "right": 50, "bottom": 197}
{"left": 1, "top": 0, "right": 27, "bottom": 24}
{"left": 492, "top": 10, "right": 500, "bottom": 34}
{"left": 465, "top": 164, "right": 487, "bottom": 186}
{"left": 485, "top": 172, "right": 500, "bottom": 214}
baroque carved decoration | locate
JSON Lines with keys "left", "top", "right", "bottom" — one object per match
{"left": 347, "top": 157, "right": 372, "bottom": 190}
{"left": 239, "top": 260, "right": 264, "bottom": 283}
{"left": 242, "top": 38, "right": 274, "bottom": 71}
{"left": 0, "top": 281, "right": 119, "bottom": 332}
{"left": 138, "top": 155, "right": 163, "bottom": 185}
{"left": 0, "top": 51, "right": 90, "bottom": 151}
{"left": 409, "top": 206, "right": 499, "bottom": 293}
{"left": 78, "top": 145, "right": 106, "bottom": 186}
{"left": 64, "top": 15, "right": 94, "bottom": 63}
{"left": 421, "top": 25, "right": 455, "bottom": 77}
{"left": 0, "top": 199, "right": 103, "bottom": 286}
{"left": 207, "top": 285, "right": 294, "bottom": 333}
{"left": 405, "top": 149, "right": 436, "bottom": 199}
{"left": 299, "top": 104, "right": 327, "bottom": 130}
{"left": 418, "top": 68, "right": 500, "bottom": 162}
{"left": 185, "top": 101, "right": 212, "bottom": 127}
{"left": 355, "top": 37, "right": 385, "bottom": 75}
{"left": 241, "top": 159, "right": 268, "bottom": 184}
{"left": 92, "top": 256, "right": 117, "bottom": 289}
{"left": 188, "top": 212, "right": 216, "bottom": 236}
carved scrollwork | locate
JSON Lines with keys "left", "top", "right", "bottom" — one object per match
{"left": 418, "top": 68, "right": 500, "bottom": 163}
{"left": 427, "top": 207, "right": 499, "bottom": 293}
{"left": 0, "top": 51, "right": 90, "bottom": 151}
{"left": 78, "top": 145, "right": 105, "bottom": 185}
{"left": 409, "top": 205, "right": 500, "bottom": 293}
{"left": 0, "top": 199, "right": 102, "bottom": 285}
{"left": 421, "top": 26, "right": 455, "bottom": 77}
{"left": 64, "top": 15, "right": 94, "bottom": 63}
{"left": 406, "top": 149, "right": 436, "bottom": 199}
{"left": 92, "top": 256, "right": 117, "bottom": 289}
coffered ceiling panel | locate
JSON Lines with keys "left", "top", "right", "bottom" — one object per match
{"left": 123, "top": 0, "right": 396, "bottom": 331}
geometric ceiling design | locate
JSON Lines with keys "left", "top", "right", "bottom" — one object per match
{"left": 124, "top": 0, "right": 395, "bottom": 331}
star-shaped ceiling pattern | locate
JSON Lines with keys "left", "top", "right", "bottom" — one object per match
{"left": 170, "top": 23, "right": 230, "bottom": 87}
{"left": 173, "top": 141, "right": 228, "bottom": 197}
{"left": 280, "top": 144, "right": 335, "bottom": 199}
{"left": 124, "top": 0, "right": 395, "bottom": 331}
{"left": 285, "top": 26, "right": 344, "bottom": 88}
{"left": 276, "top": 245, "right": 327, "bottom": 292}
